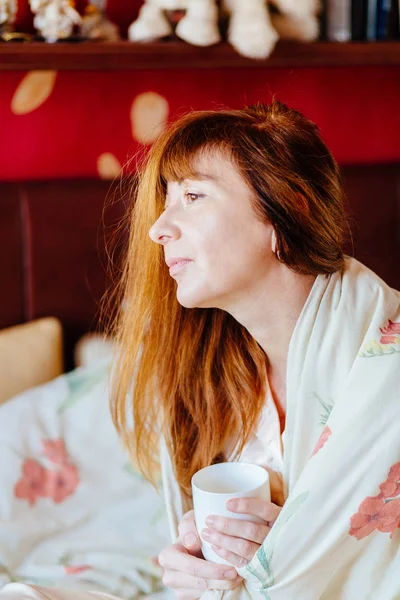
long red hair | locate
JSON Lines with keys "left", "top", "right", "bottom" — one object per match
{"left": 109, "top": 101, "right": 348, "bottom": 496}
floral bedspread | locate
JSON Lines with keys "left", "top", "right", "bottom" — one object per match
{"left": 0, "top": 360, "right": 170, "bottom": 600}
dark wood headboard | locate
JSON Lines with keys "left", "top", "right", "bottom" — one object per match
{"left": 1, "top": 163, "right": 399, "bottom": 369}
{"left": 0, "top": 179, "right": 127, "bottom": 369}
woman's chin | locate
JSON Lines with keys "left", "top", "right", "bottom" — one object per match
{"left": 176, "top": 295, "right": 204, "bottom": 309}
{"left": 176, "top": 288, "right": 216, "bottom": 310}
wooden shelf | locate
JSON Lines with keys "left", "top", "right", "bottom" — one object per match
{"left": 0, "top": 40, "right": 399, "bottom": 71}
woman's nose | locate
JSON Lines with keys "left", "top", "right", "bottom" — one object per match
{"left": 149, "top": 210, "right": 180, "bottom": 245}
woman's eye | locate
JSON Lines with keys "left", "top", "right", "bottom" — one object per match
{"left": 185, "top": 192, "right": 204, "bottom": 204}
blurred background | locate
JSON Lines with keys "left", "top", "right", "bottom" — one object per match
{"left": 0, "top": 0, "right": 399, "bottom": 382}
{"left": 0, "top": 4, "right": 399, "bottom": 591}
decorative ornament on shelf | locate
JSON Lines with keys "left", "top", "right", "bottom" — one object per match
{"left": 226, "top": 0, "right": 278, "bottom": 59}
{"left": 270, "top": 0, "right": 321, "bottom": 42}
{"left": 128, "top": 0, "right": 321, "bottom": 59}
{"left": 81, "top": 1, "right": 119, "bottom": 41}
{"left": 0, "top": 0, "right": 18, "bottom": 39}
{"left": 128, "top": 0, "right": 180, "bottom": 42}
{"left": 29, "top": 0, "right": 82, "bottom": 42}
{"left": 174, "top": 0, "right": 221, "bottom": 47}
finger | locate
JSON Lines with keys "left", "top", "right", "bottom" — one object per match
{"left": 178, "top": 510, "right": 202, "bottom": 552}
{"left": 225, "top": 498, "right": 282, "bottom": 525}
{"left": 158, "top": 544, "right": 238, "bottom": 581}
{"left": 202, "top": 529, "right": 260, "bottom": 562}
{"left": 211, "top": 544, "right": 251, "bottom": 569}
{"left": 162, "top": 569, "right": 243, "bottom": 592}
{"left": 204, "top": 516, "right": 270, "bottom": 545}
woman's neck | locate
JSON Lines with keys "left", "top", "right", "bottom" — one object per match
{"left": 226, "top": 265, "right": 316, "bottom": 406}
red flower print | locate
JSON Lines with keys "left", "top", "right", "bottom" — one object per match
{"left": 349, "top": 461, "right": 400, "bottom": 541}
{"left": 379, "top": 320, "right": 400, "bottom": 343}
{"left": 311, "top": 425, "right": 332, "bottom": 457}
{"left": 64, "top": 565, "right": 92, "bottom": 575}
{"left": 14, "top": 438, "right": 80, "bottom": 506}
{"left": 45, "top": 463, "right": 80, "bottom": 503}
{"left": 42, "top": 439, "right": 68, "bottom": 465}
{"left": 14, "top": 459, "right": 47, "bottom": 506}
{"left": 375, "top": 499, "right": 400, "bottom": 539}
{"left": 380, "top": 320, "right": 400, "bottom": 335}
{"left": 349, "top": 496, "right": 387, "bottom": 540}
{"left": 379, "top": 335, "right": 397, "bottom": 345}
{"left": 379, "top": 462, "right": 400, "bottom": 498}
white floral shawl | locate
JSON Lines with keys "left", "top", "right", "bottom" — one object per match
{"left": 161, "top": 257, "right": 400, "bottom": 600}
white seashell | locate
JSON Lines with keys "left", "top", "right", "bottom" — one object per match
{"left": 228, "top": 0, "right": 279, "bottom": 59}
{"left": 175, "top": 0, "right": 220, "bottom": 46}
{"left": 128, "top": 4, "right": 172, "bottom": 42}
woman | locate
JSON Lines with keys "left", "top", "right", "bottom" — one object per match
{"left": 2, "top": 102, "right": 399, "bottom": 599}
{"left": 112, "top": 100, "right": 400, "bottom": 599}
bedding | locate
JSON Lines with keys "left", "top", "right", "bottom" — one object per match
{"left": 0, "top": 359, "right": 169, "bottom": 600}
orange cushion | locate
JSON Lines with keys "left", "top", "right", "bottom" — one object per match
{"left": 0, "top": 318, "right": 64, "bottom": 404}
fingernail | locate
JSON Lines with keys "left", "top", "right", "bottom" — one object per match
{"left": 224, "top": 569, "right": 237, "bottom": 579}
{"left": 202, "top": 528, "right": 211, "bottom": 539}
{"left": 184, "top": 533, "right": 197, "bottom": 547}
{"left": 206, "top": 516, "right": 216, "bottom": 526}
{"left": 226, "top": 500, "right": 236, "bottom": 511}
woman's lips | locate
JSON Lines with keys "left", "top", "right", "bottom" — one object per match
{"left": 169, "top": 259, "right": 192, "bottom": 276}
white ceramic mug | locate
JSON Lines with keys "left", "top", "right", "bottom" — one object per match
{"left": 191, "top": 462, "right": 270, "bottom": 565}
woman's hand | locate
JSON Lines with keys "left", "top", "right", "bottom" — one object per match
{"left": 158, "top": 510, "right": 243, "bottom": 600}
{"left": 201, "top": 498, "right": 282, "bottom": 568}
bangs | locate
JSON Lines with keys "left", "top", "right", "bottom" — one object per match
{"left": 157, "top": 115, "right": 233, "bottom": 186}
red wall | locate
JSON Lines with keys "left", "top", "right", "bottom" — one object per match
{"left": 3, "top": 0, "right": 399, "bottom": 180}
{"left": 1, "top": 65, "right": 399, "bottom": 181}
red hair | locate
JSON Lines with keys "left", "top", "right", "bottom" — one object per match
{"left": 108, "top": 101, "right": 348, "bottom": 495}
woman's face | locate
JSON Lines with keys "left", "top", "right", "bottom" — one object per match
{"left": 149, "top": 150, "right": 276, "bottom": 310}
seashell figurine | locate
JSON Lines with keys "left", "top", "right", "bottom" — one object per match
{"left": 29, "top": 0, "right": 82, "bottom": 43}
{"left": 0, "top": 0, "right": 17, "bottom": 37}
{"left": 128, "top": 0, "right": 320, "bottom": 60}
{"left": 80, "top": 3, "right": 119, "bottom": 41}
